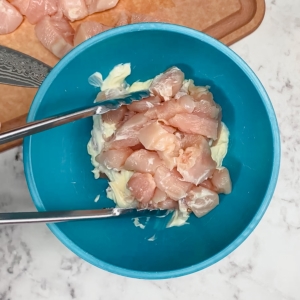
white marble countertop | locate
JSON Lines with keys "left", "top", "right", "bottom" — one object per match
{"left": 0, "top": 0, "right": 299, "bottom": 299}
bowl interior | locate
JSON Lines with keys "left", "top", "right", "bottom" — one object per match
{"left": 24, "top": 24, "right": 279, "bottom": 279}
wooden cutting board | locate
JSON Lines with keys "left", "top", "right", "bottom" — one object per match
{"left": 0, "top": 0, "right": 265, "bottom": 152}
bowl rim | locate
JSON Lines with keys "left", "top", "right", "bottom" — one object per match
{"left": 23, "top": 22, "right": 280, "bottom": 279}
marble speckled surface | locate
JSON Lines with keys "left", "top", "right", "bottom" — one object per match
{"left": 0, "top": 0, "right": 300, "bottom": 299}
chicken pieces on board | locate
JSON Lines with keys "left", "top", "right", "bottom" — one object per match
{"left": 2, "top": 0, "right": 169, "bottom": 60}
{"left": 10, "top": 0, "right": 118, "bottom": 23}
{"left": 0, "top": 0, "right": 23, "bottom": 35}
{"left": 2, "top": 1, "right": 166, "bottom": 59}
{"left": 34, "top": 11, "right": 75, "bottom": 59}
{"left": 3, "top": 0, "right": 120, "bottom": 57}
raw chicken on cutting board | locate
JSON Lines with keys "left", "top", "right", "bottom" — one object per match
{"left": 0, "top": 0, "right": 23, "bottom": 34}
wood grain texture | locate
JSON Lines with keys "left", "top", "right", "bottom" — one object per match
{"left": 0, "top": 0, "right": 265, "bottom": 152}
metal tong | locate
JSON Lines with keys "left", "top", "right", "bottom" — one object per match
{"left": 0, "top": 208, "right": 168, "bottom": 225}
{"left": 0, "top": 45, "right": 150, "bottom": 145}
{"left": 0, "top": 45, "right": 158, "bottom": 225}
{"left": 0, "top": 89, "right": 149, "bottom": 145}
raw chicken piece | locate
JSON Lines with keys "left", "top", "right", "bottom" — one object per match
{"left": 199, "top": 92, "right": 214, "bottom": 102}
{"left": 59, "top": 0, "right": 88, "bottom": 22}
{"left": 154, "top": 166, "right": 192, "bottom": 200}
{"left": 177, "top": 137, "right": 216, "bottom": 185}
{"left": 168, "top": 113, "right": 219, "bottom": 140}
{"left": 145, "top": 96, "right": 195, "bottom": 120}
{"left": 157, "top": 150, "right": 177, "bottom": 170}
{"left": 116, "top": 113, "right": 148, "bottom": 133}
{"left": 177, "top": 95, "right": 195, "bottom": 113}
{"left": 174, "top": 79, "right": 191, "bottom": 99}
{"left": 144, "top": 100, "right": 178, "bottom": 120}
{"left": 156, "top": 198, "right": 179, "bottom": 210}
{"left": 211, "top": 167, "right": 232, "bottom": 194}
{"left": 138, "top": 121, "right": 180, "bottom": 169}
{"left": 10, "top": 0, "right": 30, "bottom": 15}
{"left": 127, "top": 173, "right": 156, "bottom": 204}
{"left": 106, "top": 113, "right": 149, "bottom": 150}
{"left": 130, "top": 143, "right": 144, "bottom": 151}
{"left": 25, "top": 0, "right": 58, "bottom": 24}
{"left": 96, "top": 148, "right": 133, "bottom": 170}
{"left": 102, "top": 105, "right": 127, "bottom": 125}
{"left": 85, "top": 0, "right": 119, "bottom": 15}
{"left": 35, "top": 13, "right": 74, "bottom": 58}
{"left": 151, "top": 188, "right": 167, "bottom": 204}
{"left": 149, "top": 67, "right": 184, "bottom": 101}
{"left": 158, "top": 123, "right": 176, "bottom": 134}
{"left": 74, "top": 21, "right": 111, "bottom": 46}
{"left": 106, "top": 137, "right": 141, "bottom": 150}
{"left": 188, "top": 83, "right": 213, "bottom": 102}
{"left": 124, "top": 149, "right": 164, "bottom": 175}
{"left": 186, "top": 186, "right": 219, "bottom": 218}
{"left": 138, "top": 121, "right": 180, "bottom": 155}
{"left": 0, "top": 0, "right": 23, "bottom": 34}
{"left": 127, "top": 96, "right": 161, "bottom": 113}
{"left": 193, "top": 100, "right": 221, "bottom": 120}
{"left": 200, "top": 179, "right": 215, "bottom": 191}
{"left": 180, "top": 133, "right": 206, "bottom": 149}
{"left": 121, "top": 109, "right": 136, "bottom": 123}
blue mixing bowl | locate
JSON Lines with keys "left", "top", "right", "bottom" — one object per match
{"left": 23, "top": 23, "right": 280, "bottom": 279}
